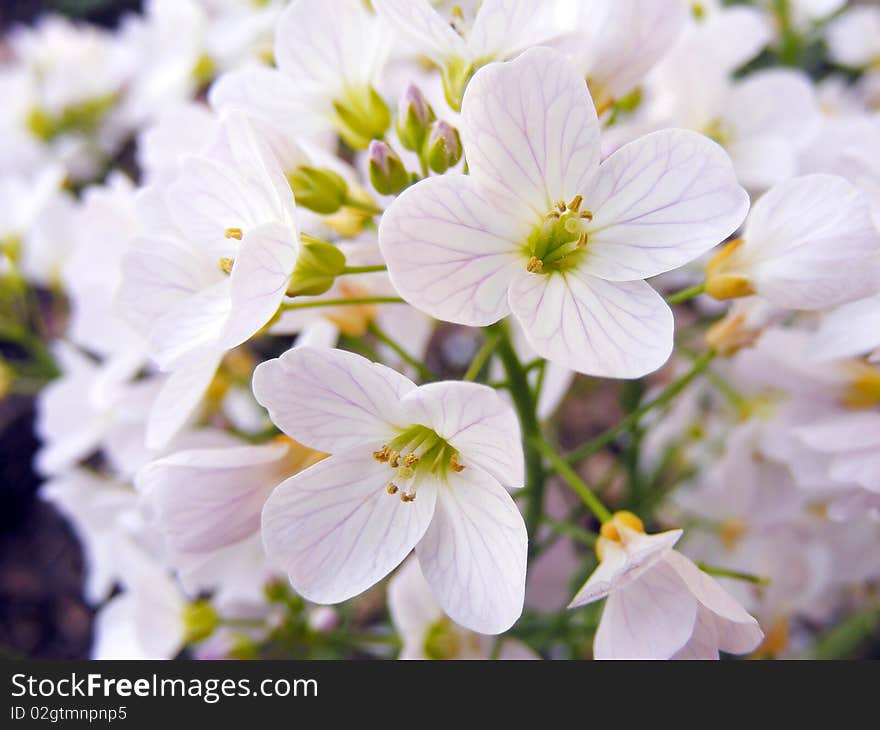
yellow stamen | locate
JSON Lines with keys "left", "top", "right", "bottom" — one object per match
{"left": 567, "top": 195, "right": 583, "bottom": 213}
{"left": 449, "top": 453, "right": 465, "bottom": 472}
{"left": 386, "top": 483, "right": 399, "bottom": 495}
{"left": 527, "top": 256, "right": 544, "bottom": 273}
{"left": 224, "top": 227, "right": 243, "bottom": 240}
{"left": 219, "top": 257, "right": 234, "bottom": 274}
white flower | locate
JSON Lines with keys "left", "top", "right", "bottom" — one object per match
{"left": 117, "top": 112, "right": 300, "bottom": 446}
{"left": 374, "top": 0, "right": 563, "bottom": 109}
{"left": 704, "top": 174, "right": 880, "bottom": 309}
{"left": 652, "top": 11, "right": 819, "bottom": 190}
{"left": 210, "top": 0, "right": 390, "bottom": 147}
{"left": 569, "top": 512, "right": 763, "bottom": 660}
{"left": 137, "top": 437, "right": 324, "bottom": 560}
{"left": 563, "top": 0, "right": 689, "bottom": 109}
{"left": 826, "top": 5, "right": 880, "bottom": 70}
{"left": 253, "top": 345, "right": 527, "bottom": 634}
{"left": 389, "top": 558, "right": 536, "bottom": 659}
{"left": 379, "top": 47, "right": 748, "bottom": 378}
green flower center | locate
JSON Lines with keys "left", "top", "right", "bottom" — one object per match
{"left": 523, "top": 195, "right": 592, "bottom": 275}
{"left": 372, "top": 424, "right": 464, "bottom": 503}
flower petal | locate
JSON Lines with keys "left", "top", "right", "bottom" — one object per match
{"left": 738, "top": 174, "right": 880, "bottom": 310}
{"left": 137, "top": 441, "right": 290, "bottom": 554}
{"left": 568, "top": 529, "right": 683, "bottom": 608}
{"left": 400, "top": 381, "right": 524, "bottom": 488}
{"left": 508, "top": 268, "right": 674, "bottom": 378}
{"left": 593, "top": 559, "right": 697, "bottom": 659}
{"left": 209, "top": 67, "right": 325, "bottom": 138}
{"left": 261, "top": 451, "right": 436, "bottom": 604}
{"left": 252, "top": 346, "right": 416, "bottom": 452}
{"left": 274, "top": 0, "right": 385, "bottom": 95}
{"left": 461, "top": 46, "right": 600, "bottom": 217}
{"left": 221, "top": 222, "right": 298, "bottom": 350}
{"left": 583, "top": 129, "right": 749, "bottom": 280}
{"left": 378, "top": 174, "right": 523, "bottom": 326}
{"left": 663, "top": 550, "right": 764, "bottom": 654}
{"left": 467, "top": 0, "right": 562, "bottom": 62}
{"left": 415, "top": 469, "right": 527, "bottom": 634}
{"left": 373, "top": 0, "right": 466, "bottom": 64}
{"left": 146, "top": 354, "right": 222, "bottom": 450}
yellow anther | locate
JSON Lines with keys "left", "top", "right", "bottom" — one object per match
{"left": 403, "top": 453, "right": 421, "bottom": 467}
{"left": 224, "top": 227, "right": 243, "bottom": 240}
{"left": 219, "top": 257, "right": 234, "bottom": 274}
{"left": 373, "top": 446, "right": 391, "bottom": 462}
{"left": 389, "top": 451, "right": 401, "bottom": 468}
{"left": 567, "top": 195, "right": 583, "bottom": 213}
{"left": 527, "top": 256, "right": 544, "bottom": 273}
{"left": 576, "top": 232, "right": 588, "bottom": 248}
{"left": 397, "top": 465, "right": 415, "bottom": 480}
{"left": 401, "top": 492, "right": 416, "bottom": 503}
{"left": 579, "top": 210, "right": 593, "bottom": 220}
{"left": 555, "top": 200, "right": 567, "bottom": 213}
{"left": 386, "top": 483, "right": 399, "bottom": 495}
{"left": 449, "top": 453, "right": 465, "bottom": 472}
{"left": 545, "top": 210, "right": 561, "bottom": 220}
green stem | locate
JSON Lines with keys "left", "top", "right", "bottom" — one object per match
{"left": 696, "top": 563, "right": 769, "bottom": 586}
{"left": 341, "top": 264, "right": 387, "bottom": 275}
{"left": 462, "top": 332, "right": 500, "bottom": 381}
{"left": 367, "top": 321, "right": 435, "bottom": 382}
{"left": 490, "top": 322, "right": 545, "bottom": 546}
{"left": 533, "top": 436, "right": 612, "bottom": 523}
{"left": 809, "top": 607, "right": 880, "bottom": 660}
{"left": 543, "top": 517, "right": 598, "bottom": 548}
{"left": 565, "top": 349, "right": 716, "bottom": 465}
{"left": 280, "top": 296, "right": 405, "bottom": 311}
{"left": 666, "top": 282, "right": 706, "bottom": 305}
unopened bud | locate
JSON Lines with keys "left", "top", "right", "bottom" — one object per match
{"left": 368, "top": 141, "right": 411, "bottom": 196}
{"left": 288, "top": 165, "right": 349, "bottom": 215}
{"left": 286, "top": 235, "right": 346, "bottom": 297}
{"left": 307, "top": 606, "right": 339, "bottom": 634}
{"left": 333, "top": 85, "right": 391, "bottom": 151}
{"left": 182, "top": 600, "right": 219, "bottom": 645}
{"left": 426, "top": 120, "right": 462, "bottom": 174}
{"left": 396, "top": 84, "right": 435, "bottom": 152}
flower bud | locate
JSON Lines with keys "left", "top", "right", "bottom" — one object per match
{"left": 288, "top": 165, "right": 349, "bottom": 215}
{"left": 396, "top": 84, "right": 435, "bottom": 152}
{"left": 287, "top": 235, "right": 347, "bottom": 297}
{"left": 333, "top": 85, "right": 391, "bottom": 150}
{"left": 426, "top": 120, "right": 462, "bottom": 174}
{"left": 368, "top": 140, "right": 411, "bottom": 196}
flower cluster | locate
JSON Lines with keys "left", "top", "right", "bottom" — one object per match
{"left": 3, "top": 0, "right": 879, "bottom": 660}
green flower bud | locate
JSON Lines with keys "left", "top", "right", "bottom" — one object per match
{"left": 368, "top": 140, "right": 410, "bottom": 196}
{"left": 332, "top": 85, "right": 391, "bottom": 150}
{"left": 182, "top": 600, "right": 219, "bottom": 645}
{"left": 287, "top": 235, "right": 347, "bottom": 297}
{"left": 426, "top": 120, "right": 462, "bottom": 174}
{"left": 288, "top": 165, "right": 349, "bottom": 215}
{"left": 396, "top": 84, "right": 435, "bottom": 152}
